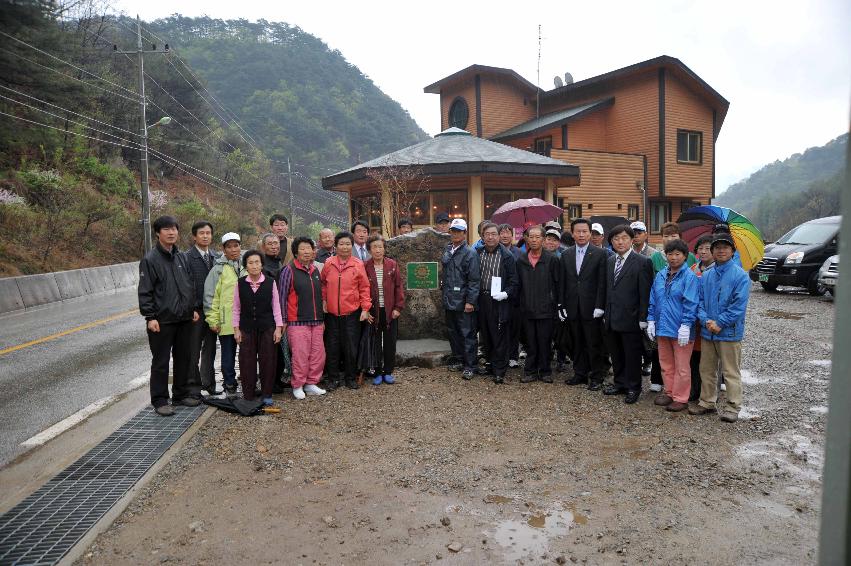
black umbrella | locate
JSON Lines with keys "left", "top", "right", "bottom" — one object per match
{"left": 202, "top": 396, "right": 264, "bottom": 416}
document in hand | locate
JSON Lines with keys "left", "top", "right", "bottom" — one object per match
{"left": 490, "top": 276, "right": 502, "bottom": 297}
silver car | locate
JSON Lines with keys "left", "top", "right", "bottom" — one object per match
{"left": 818, "top": 254, "right": 839, "bottom": 294}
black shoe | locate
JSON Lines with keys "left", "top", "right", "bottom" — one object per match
{"left": 493, "top": 375, "right": 505, "bottom": 384}
{"left": 587, "top": 381, "right": 603, "bottom": 391}
{"left": 566, "top": 375, "right": 588, "bottom": 386}
{"left": 155, "top": 404, "right": 175, "bottom": 416}
{"left": 540, "top": 374, "right": 553, "bottom": 384}
{"left": 325, "top": 379, "right": 339, "bottom": 392}
{"left": 476, "top": 364, "right": 493, "bottom": 376}
{"left": 176, "top": 397, "right": 201, "bottom": 407}
{"left": 448, "top": 363, "right": 464, "bottom": 372}
{"left": 603, "top": 384, "right": 626, "bottom": 395}
{"left": 624, "top": 391, "right": 641, "bottom": 404}
{"left": 462, "top": 370, "right": 475, "bottom": 380}
{"left": 345, "top": 378, "right": 359, "bottom": 390}
{"left": 224, "top": 384, "right": 238, "bottom": 395}
{"left": 556, "top": 362, "right": 569, "bottom": 373}
{"left": 521, "top": 373, "right": 538, "bottom": 383}
{"left": 641, "top": 363, "right": 652, "bottom": 377}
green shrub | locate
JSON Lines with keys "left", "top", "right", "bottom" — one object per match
{"left": 76, "top": 157, "right": 135, "bottom": 197}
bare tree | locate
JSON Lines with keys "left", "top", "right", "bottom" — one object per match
{"left": 364, "top": 159, "right": 430, "bottom": 236}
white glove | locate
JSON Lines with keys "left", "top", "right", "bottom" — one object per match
{"left": 646, "top": 320, "right": 656, "bottom": 341}
{"left": 492, "top": 291, "right": 508, "bottom": 302}
{"left": 557, "top": 306, "right": 568, "bottom": 321}
{"left": 678, "top": 324, "right": 690, "bottom": 346}
{"left": 638, "top": 321, "right": 648, "bottom": 331}
{"left": 593, "top": 308, "right": 604, "bottom": 319}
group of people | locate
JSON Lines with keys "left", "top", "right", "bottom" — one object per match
{"left": 138, "top": 213, "right": 404, "bottom": 416}
{"left": 439, "top": 216, "right": 749, "bottom": 423}
{"left": 138, "top": 208, "right": 750, "bottom": 423}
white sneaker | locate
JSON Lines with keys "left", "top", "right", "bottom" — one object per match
{"left": 304, "top": 384, "right": 326, "bottom": 396}
{"left": 292, "top": 386, "right": 306, "bottom": 400}
{"left": 720, "top": 383, "right": 727, "bottom": 392}
{"left": 649, "top": 383, "right": 662, "bottom": 392}
{"left": 508, "top": 359, "right": 519, "bottom": 368}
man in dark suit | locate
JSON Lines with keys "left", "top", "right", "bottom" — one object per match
{"left": 602, "top": 224, "right": 654, "bottom": 404}
{"left": 558, "top": 218, "right": 608, "bottom": 390}
{"left": 184, "top": 220, "right": 221, "bottom": 396}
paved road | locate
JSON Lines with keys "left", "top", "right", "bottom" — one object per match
{"left": 0, "top": 289, "right": 149, "bottom": 467}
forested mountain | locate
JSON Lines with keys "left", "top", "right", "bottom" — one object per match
{"left": 715, "top": 133, "right": 847, "bottom": 240}
{"left": 0, "top": 2, "right": 428, "bottom": 275}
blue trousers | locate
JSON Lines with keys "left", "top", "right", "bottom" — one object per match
{"left": 219, "top": 334, "right": 238, "bottom": 387}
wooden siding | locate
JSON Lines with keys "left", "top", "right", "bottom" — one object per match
{"left": 482, "top": 176, "right": 546, "bottom": 190}
{"left": 439, "top": 82, "right": 478, "bottom": 134}
{"left": 664, "top": 73, "right": 714, "bottom": 201}
{"left": 550, "top": 149, "right": 645, "bottom": 219}
{"left": 566, "top": 109, "right": 608, "bottom": 150}
{"left": 479, "top": 75, "right": 536, "bottom": 139}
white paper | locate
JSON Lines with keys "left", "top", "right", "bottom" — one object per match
{"left": 490, "top": 276, "right": 502, "bottom": 297}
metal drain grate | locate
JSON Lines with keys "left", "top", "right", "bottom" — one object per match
{"left": 0, "top": 405, "right": 205, "bottom": 565}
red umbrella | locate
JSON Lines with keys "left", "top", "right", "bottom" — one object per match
{"left": 491, "top": 198, "right": 563, "bottom": 228}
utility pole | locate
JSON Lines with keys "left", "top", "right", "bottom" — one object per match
{"left": 288, "top": 157, "right": 294, "bottom": 234}
{"left": 115, "top": 16, "right": 170, "bottom": 255}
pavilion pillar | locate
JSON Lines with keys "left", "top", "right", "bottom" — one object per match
{"left": 545, "top": 178, "right": 555, "bottom": 205}
{"left": 469, "top": 175, "right": 483, "bottom": 243}
{"left": 380, "top": 183, "right": 393, "bottom": 235}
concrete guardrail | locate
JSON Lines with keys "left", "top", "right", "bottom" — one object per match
{"left": 0, "top": 261, "right": 139, "bottom": 316}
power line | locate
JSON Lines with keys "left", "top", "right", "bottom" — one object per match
{"left": 0, "top": 30, "right": 139, "bottom": 99}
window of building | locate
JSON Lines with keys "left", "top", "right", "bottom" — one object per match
{"left": 431, "top": 190, "right": 468, "bottom": 222}
{"left": 649, "top": 201, "right": 671, "bottom": 233}
{"left": 351, "top": 194, "right": 382, "bottom": 232}
{"left": 484, "top": 189, "right": 544, "bottom": 219}
{"left": 407, "top": 195, "right": 429, "bottom": 226}
{"left": 567, "top": 203, "right": 582, "bottom": 223}
{"left": 676, "top": 130, "right": 702, "bottom": 164}
{"left": 448, "top": 97, "right": 469, "bottom": 130}
{"left": 627, "top": 204, "right": 640, "bottom": 221}
{"left": 534, "top": 136, "right": 552, "bottom": 157}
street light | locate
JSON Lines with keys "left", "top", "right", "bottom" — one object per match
{"left": 139, "top": 115, "right": 170, "bottom": 254}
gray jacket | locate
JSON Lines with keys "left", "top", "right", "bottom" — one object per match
{"left": 441, "top": 242, "right": 481, "bottom": 311}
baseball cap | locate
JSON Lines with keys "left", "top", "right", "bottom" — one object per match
{"left": 710, "top": 232, "right": 736, "bottom": 250}
{"left": 435, "top": 212, "right": 450, "bottom": 224}
{"left": 591, "top": 223, "right": 604, "bottom": 235}
{"left": 544, "top": 220, "right": 562, "bottom": 232}
{"left": 630, "top": 221, "right": 647, "bottom": 232}
{"left": 221, "top": 232, "right": 241, "bottom": 244}
{"left": 449, "top": 218, "right": 467, "bottom": 231}
{"left": 545, "top": 228, "right": 561, "bottom": 239}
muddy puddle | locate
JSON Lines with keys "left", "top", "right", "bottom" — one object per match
{"left": 488, "top": 504, "right": 587, "bottom": 562}
{"left": 763, "top": 309, "right": 807, "bottom": 320}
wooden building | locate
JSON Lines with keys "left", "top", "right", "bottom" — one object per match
{"left": 423, "top": 55, "right": 729, "bottom": 238}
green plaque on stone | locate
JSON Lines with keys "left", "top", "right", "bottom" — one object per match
{"left": 406, "top": 262, "right": 439, "bottom": 290}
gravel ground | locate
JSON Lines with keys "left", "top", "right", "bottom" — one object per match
{"left": 78, "top": 284, "right": 833, "bottom": 565}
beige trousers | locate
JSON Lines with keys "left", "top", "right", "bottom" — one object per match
{"left": 698, "top": 339, "right": 743, "bottom": 412}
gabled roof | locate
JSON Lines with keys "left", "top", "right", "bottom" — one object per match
{"left": 542, "top": 55, "right": 730, "bottom": 135}
{"left": 322, "top": 128, "right": 579, "bottom": 189}
{"left": 423, "top": 64, "right": 538, "bottom": 94}
{"left": 490, "top": 98, "right": 615, "bottom": 142}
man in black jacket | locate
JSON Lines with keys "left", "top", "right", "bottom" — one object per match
{"left": 602, "top": 224, "right": 654, "bottom": 404}
{"left": 184, "top": 220, "right": 221, "bottom": 396}
{"left": 441, "top": 218, "right": 480, "bottom": 380}
{"left": 558, "top": 218, "right": 608, "bottom": 390}
{"left": 260, "top": 233, "right": 284, "bottom": 281}
{"left": 477, "top": 222, "right": 519, "bottom": 384}
{"left": 516, "top": 226, "right": 560, "bottom": 383}
{"left": 138, "top": 216, "right": 199, "bottom": 416}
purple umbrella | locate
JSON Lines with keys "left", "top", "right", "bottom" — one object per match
{"left": 490, "top": 197, "right": 563, "bottom": 229}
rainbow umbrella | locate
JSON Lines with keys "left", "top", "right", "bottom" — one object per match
{"left": 677, "top": 205, "right": 764, "bottom": 271}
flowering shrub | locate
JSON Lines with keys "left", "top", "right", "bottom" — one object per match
{"left": 0, "top": 188, "right": 25, "bottom": 205}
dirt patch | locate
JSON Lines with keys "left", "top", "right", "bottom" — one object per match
{"left": 762, "top": 309, "right": 807, "bottom": 320}
{"left": 78, "top": 288, "right": 827, "bottom": 565}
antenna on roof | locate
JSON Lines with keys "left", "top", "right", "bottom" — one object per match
{"left": 564, "top": 72, "right": 574, "bottom": 85}
{"left": 554, "top": 76, "right": 563, "bottom": 88}
{"left": 536, "top": 24, "right": 541, "bottom": 119}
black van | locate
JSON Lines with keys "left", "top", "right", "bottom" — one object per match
{"left": 750, "top": 215, "right": 841, "bottom": 295}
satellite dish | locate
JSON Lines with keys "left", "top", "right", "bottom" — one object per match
{"left": 553, "top": 76, "right": 564, "bottom": 88}
{"left": 564, "top": 72, "right": 574, "bottom": 85}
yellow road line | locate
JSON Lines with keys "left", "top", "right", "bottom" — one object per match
{"left": 0, "top": 308, "right": 139, "bottom": 356}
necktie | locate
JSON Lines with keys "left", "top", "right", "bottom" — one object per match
{"left": 576, "top": 247, "right": 584, "bottom": 274}
{"left": 614, "top": 255, "right": 624, "bottom": 282}
{"left": 205, "top": 253, "right": 212, "bottom": 269}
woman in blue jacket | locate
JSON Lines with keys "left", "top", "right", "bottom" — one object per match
{"left": 646, "top": 239, "right": 699, "bottom": 412}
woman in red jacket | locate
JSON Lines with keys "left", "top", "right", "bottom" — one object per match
{"left": 363, "top": 234, "right": 405, "bottom": 385}
{"left": 320, "top": 231, "right": 372, "bottom": 390}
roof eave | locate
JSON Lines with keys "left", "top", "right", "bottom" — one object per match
{"left": 323, "top": 162, "right": 580, "bottom": 190}
{"left": 490, "top": 98, "right": 615, "bottom": 142}
{"left": 424, "top": 64, "right": 538, "bottom": 94}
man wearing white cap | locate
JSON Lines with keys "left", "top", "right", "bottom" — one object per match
{"left": 203, "top": 232, "right": 246, "bottom": 395}
{"left": 590, "top": 223, "right": 614, "bottom": 256}
{"left": 630, "top": 221, "right": 656, "bottom": 257}
{"left": 441, "top": 218, "right": 481, "bottom": 380}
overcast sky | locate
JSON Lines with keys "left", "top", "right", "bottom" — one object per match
{"left": 113, "top": 0, "right": 850, "bottom": 194}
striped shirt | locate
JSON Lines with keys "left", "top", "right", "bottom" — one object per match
{"left": 375, "top": 265, "right": 385, "bottom": 308}
{"left": 479, "top": 247, "right": 502, "bottom": 294}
